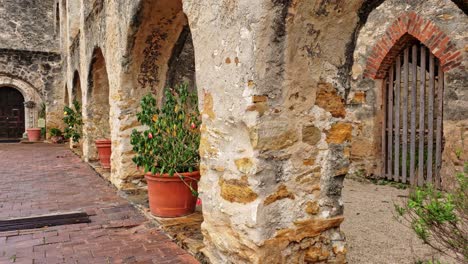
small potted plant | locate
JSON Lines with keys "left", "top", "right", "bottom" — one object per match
{"left": 63, "top": 100, "right": 83, "bottom": 147}
{"left": 131, "top": 83, "right": 201, "bottom": 218}
{"left": 49, "top": 128, "right": 64, "bottom": 144}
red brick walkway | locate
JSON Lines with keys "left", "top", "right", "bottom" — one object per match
{"left": 0, "top": 143, "right": 199, "bottom": 264}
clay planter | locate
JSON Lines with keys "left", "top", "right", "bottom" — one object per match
{"left": 95, "top": 139, "right": 111, "bottom": 169}
{"left": 26, "top": 128, "right": 41, "bottom": 142}
{"left": 145, "top": 171, "right": 200, "bottom": 218}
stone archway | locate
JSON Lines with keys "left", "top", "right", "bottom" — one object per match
{"left": 110, "top": 0, "right": 196, "bottom": 188}
{"left": 83, "top": 48, "right": 110, "bottom": 162}
{"left": 348, "top": 0, "right": 467, "bottom": 181}
{"left": 125, "top": 0, "right": 195, "bottom": 98}
{"left": 0, "top": 76, "right": 43, "bottom": 134}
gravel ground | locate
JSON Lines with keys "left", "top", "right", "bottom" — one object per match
{"left": 341, "top": 179, "right": 453, "bottom": 264}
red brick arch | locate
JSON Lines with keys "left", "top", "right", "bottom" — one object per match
{"left": 364, "top": 12, "right": 463, "bottom": 79}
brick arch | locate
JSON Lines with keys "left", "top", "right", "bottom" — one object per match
{"left": 364, "top": 12, "right": 463, "bottom": 79}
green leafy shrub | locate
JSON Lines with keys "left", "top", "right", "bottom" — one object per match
{"left": 130, "top": 83, "right": 201, "bottom": 176}
{"left": 49, "top": 128, "right": 63, "bottom": 137}
{"left": 63, "top": 100, "right": 83, "bottom": 143}
{"left": 414, "top": 260, "right": 441, "bottom": 264}
{"left": 395, "top": 173, "right": 467, "bottom": 262}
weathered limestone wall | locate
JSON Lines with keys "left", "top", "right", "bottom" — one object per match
{"left": 57, "top": 0, "right": 467, "bottom": 262}
{"left": 61, "top": 1, "right": 357, "bottom": 261}
{"left": 59, "top": 0, "right": 192, "bottom": 183}
{"left": 0, "top": 49, "right": 63, "bottom": 130}
{"left": 348, "top": 0, "right": 467, "bottom": 180}
{"left": 67, "top": 0, "right": 81, "bottom": 43}
{"left": 0, "top": 50, "right": 61, "bottom": 98}
{"left": 0, "top": 0, "right": 59, "bottom": 52}
{"left": 0, "top": 0, "right": 63, "bottom": 133}
{"left": 182, "top": 0, "right": 381, "bottom": 262}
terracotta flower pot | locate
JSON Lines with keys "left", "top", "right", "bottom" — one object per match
{"left": 26, "top": 128, "right": 41, "bottom": 142}
{"left": 145, "top": 171, "right": 200, "bottom": 218}
{"left": 95, "top": 139, "right": 111, "bottom": 169}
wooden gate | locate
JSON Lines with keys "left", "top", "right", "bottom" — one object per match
{"left": 382, "top": 43, "right": 444, "bottom": 187}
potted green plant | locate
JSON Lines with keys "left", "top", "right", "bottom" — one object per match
{"left": 131, "top": 83, "right": 201, "bottom": 218}
{"left": 49, "top": 128, "right": 64, "bottom": 144}
{"left": 63, "top": 100, "right": 83, "bottom": 147}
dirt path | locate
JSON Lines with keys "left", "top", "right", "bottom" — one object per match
{"left": 341, "top": 179, "right": 453, "bottom": 264}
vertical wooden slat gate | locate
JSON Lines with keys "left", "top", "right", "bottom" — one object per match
{"left": 382, "top": 43, "right": 444, "bottom": 186}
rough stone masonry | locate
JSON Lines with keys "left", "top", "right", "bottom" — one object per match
{"left": 1, "top": 0, "right": 466, "bottom": 263}
{"left": 0, "top": 0, "right": 63, "bottom": 132}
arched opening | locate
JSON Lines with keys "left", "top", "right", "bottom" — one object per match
{"left": 127, "top": 0, "right": 196, "bottom": 99}
{"left": 114, "top": 0, "right": 201, "bottom": 250}
{"left": 382, "top": 39, "right": 444, "bottom": 187}
{"left": 85, "top": 48, "right": 110, "bottom": 161}
{"left": 0, "top": 87, "right": 25, "bottom": 139}
{"left": 64, "top": 85, "right": 69, "bottom": 106}
{"left": 72, "top": 71, "right": 82, "bottom": 104}
{"left": 69, "top": 71, "right": 83, "bottom": 150}
{"left": 111, "top": 0, "right": 197, "bottom": 185}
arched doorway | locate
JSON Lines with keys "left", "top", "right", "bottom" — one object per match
{"left": 0, "top": 87, "right": 25, "bottom": 139}
{"left": 84, "top": 48, "right": 110, "bottom": 161}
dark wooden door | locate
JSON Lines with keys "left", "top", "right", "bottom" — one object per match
{"left": 0, "top": 87, "right": 25, "bottom": 139}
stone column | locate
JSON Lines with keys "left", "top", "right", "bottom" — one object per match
{"left": 184, "top": 1, "right": 349, "bottom": 263}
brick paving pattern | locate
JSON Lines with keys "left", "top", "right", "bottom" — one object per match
{"left": 0, "top": 143, "right": 199, "bottom": 264}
